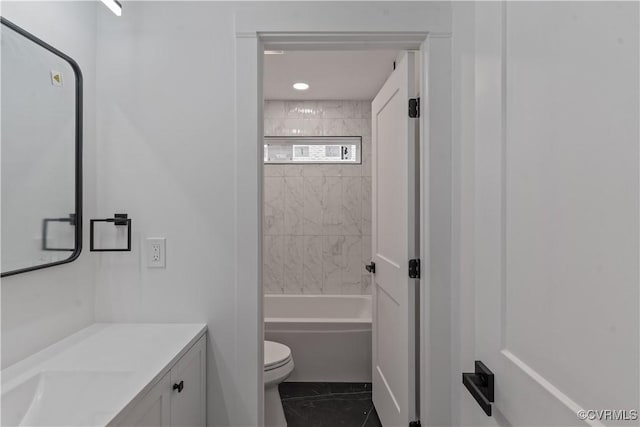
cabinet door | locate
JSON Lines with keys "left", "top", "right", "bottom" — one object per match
{"left": 114, "top": 372, "right": 171, "bottom": 427}
{"left": 170, "top": 335, "right": 206, "bottom": 427}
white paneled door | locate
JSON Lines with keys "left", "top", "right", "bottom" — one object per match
{"left": 371, "top": 51, "right": 419, "bottom": 427}
{"left": 467, "top": 2, "right": 639, "bottom": 425}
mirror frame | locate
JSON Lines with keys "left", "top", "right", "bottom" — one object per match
{"left": 1, "top": 17, "right": 83, "bottom": 277}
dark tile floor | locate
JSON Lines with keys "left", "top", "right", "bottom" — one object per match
{"left": 279, "top": 382, "right": 382, "bottom": 427}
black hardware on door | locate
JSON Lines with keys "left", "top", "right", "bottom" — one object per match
{"left": 409, "top": 259, "right": 420, "bottom": 279}
{"left": 365, "top": 262, "right": 376, "bottom": 274}
{"left": 462, "top": 361, "right": 494, "bottom": 416}
{"left": 173, "top": 380, "right": 184, "bottom": 393}
{"left": 409, "top": 97, "right": 420, "bottom": 118}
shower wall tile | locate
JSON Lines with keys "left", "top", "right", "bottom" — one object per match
{"left": 264, "top": 118, "right": 279, "bottom": 136}
{"left": 323, "top": 236, "right": 344, "bottom": 294}
{"left": 362, "top": 235, "right": 372, "bottom": 265}
{"left": 344, "top": 118, "right": 364, "bottom": 136}
{"left": 303, "top": 236, "right": 323, "bottom": 294}
{"left": 343, "top": 177, "right": 362, "bottom": 235}
{"left": 355, "top": 102, "right": 372, "bottom": 119}
{"left": 284, "top": 177, "right": 304, "bottom": 235}
{"left": 362, "top": 136, "right": 372, "bottom": 177}
{"left": 361, "top": 236, "right": 372, "bottom": 292}
{"left": 303, "top": 101, "right": 323, "bottom": 118}
{"left": 305, "top": 119, "right": 323, "bottom": 136}
{"left": 322, "top": 118, "right": 347, "bottom": 136}
{"left": 357, "top": 119, "right": 372, "bottom": 137}
{"left": 322, "top": 177, "right": 343, "bottom": 235}
{"left": 304, "top": 164, "right": 343, "bottom": 177}
{"left": 263, "top": 235, "right": 284, "bottom": 293}
{"left": 282, "top": 118, "right": 304, "bottom": 136}
{"left": 263, "top": 100, "right": 372, "bottom": 295}
{"left": 284, "top": 101, "right": 305, "bottom": 118}
{"left": 362, "top": 177, "right": 372, "bottom": 236}
{"left": 301, "top": 165, "right": 324, "bottom": 177}
{"left": 284, "top": 236, "right": 304, "bottom": 294}
{"left": 264, "top": 177, "right": 284, "bottom": 235}
{"left": 264, "top": 165, "right": 284, "bottom": 177}
{"left": 361, "top": 274, "right": 372, "bottom": 294}
{"left": 343, "top": 236, "right": 363, "bottom": 294}
{"left": 342, "top": 164, "right": 362, "bottom": 177}
{"left": 341, "top": 101, "right": 358, "bottom": 119}
{"left": 283, "top": 165, "right": 304, "bottom": 177}
{"left": 264, "top": 101, "right": 286, "bottom": 119}
{"left": 321, "top": 101, "right": 344, "bottom": 119}
{"left": 303, "top": 177, "right": 323, "bottom": 235}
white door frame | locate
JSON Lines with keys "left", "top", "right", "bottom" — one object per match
{"left": 235, "top": 26, "right": 452, "bottom": 427}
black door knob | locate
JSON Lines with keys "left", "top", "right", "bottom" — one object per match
{"left": 173, "top": 380, "right": 184, "bottom": 393}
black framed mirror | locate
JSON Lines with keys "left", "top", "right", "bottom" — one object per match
{"left": 1, "top": 17, "right": 83, "bottom": 277}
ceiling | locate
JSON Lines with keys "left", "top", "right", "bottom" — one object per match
{"left": 263, "top": 50, "right": 399, "bottom": 101}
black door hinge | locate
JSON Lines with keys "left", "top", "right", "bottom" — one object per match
{"left": 409, "top": 259, "right": 420, "bottom": 279}
{"left": 409, "top": 97, "right": 420, "bottom": 118}
{"left": 365, "top": 262, "right": 376, "bottom": 274}
{"left": 409, "top": 421, "right": 421, "bottom": 427}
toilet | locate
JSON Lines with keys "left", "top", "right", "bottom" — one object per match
{"left": 264, "top": 340, "right": 294, "bottom": 427}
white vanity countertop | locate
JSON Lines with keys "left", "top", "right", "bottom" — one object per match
{"left": 1, "top": 323, "right": 207, "bottom": 427}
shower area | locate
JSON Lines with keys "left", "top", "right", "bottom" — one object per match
{"left": 262, "top": 99, "right": 373, "bottom": 382}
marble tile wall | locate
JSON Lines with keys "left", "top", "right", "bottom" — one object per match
{"left": 263, "top": 100, "right": 372, "bottom": 295}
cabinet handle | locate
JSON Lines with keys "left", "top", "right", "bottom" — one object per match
{"left": 173, "top": 380, "right": 184, "bottom": 393}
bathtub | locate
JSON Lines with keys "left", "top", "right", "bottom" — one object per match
{"left": 264, "top": 294, "right": 372, "bottom": 382}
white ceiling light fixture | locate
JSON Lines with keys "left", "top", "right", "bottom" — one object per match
{"left": 264, "top": 50, "right": 285, "bottom": 55}
{"left": 100, "top": 0, "right": 122, "bottom": 16}
{"left": 293, "top": 82, "right": 309, "bottom": 91}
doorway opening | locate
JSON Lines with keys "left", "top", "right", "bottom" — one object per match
{"left": 260, "top": 46, "right": 422, "bottom": 427}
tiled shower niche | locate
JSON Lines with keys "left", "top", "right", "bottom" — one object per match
{"left": 263, "top": 100, "right": 372, "bottom": 295}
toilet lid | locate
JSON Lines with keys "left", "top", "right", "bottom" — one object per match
{"left": 264, "top": 340, "right": 291, "bottom": 370}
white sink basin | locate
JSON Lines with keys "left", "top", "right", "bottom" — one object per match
{"left": 2, "top": 371, "right": 133, "bottom": 426}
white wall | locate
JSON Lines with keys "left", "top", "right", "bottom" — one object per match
{"left": 0, "top": 1, "right": 97, "bottom": 369}
{"left": 94, "top": 2, "right": 450, "bottom": 426}
{"left": 263, "top": 100, "right": 373, "bottom": 295}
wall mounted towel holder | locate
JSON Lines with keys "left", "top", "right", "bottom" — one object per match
{"left": 90, "top": 213, "right": 131, "bottom": 251}
{"left": 42, "top": 213, "right": 77, "bottom": 251}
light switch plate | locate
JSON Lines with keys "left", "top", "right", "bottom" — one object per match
{"left": 146, "top": 237, "right": 166, "bottom": 268}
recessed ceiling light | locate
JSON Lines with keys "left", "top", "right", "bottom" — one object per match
{"left": 293, "top": 82, "right": 309, "bottom": 91}
{"left": 100, "top": 0, "right": 122, "bottom": 16}
{"left": 264, "top": 50, "right": 284, "bottom": 55}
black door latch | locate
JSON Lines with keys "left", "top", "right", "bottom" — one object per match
{"left": 462, "top": 361, "right": 494, "bottom": 416}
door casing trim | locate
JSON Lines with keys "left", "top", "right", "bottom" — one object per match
{"left": 235, "top": 28, "right": 452, "bottom": 427}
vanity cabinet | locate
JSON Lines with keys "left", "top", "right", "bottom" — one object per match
{"left": 113, "top": 335, "right": 206, "bottom": 427}
{"left": 170, "top": 335, "right": 207, "bottom": 426}
{"left": 115, "top": 373, "right": 171, "bottom": 426}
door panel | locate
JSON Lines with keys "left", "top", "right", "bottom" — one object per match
{"left": 372, "top": 51, "right": 418, "bottom": 427}
{"left": 471, "top": 2, "right": 639, "bottom": 424}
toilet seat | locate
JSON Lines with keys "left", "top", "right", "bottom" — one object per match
{"left": 264, "top": 340, "right": 292, "bottom": 371}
